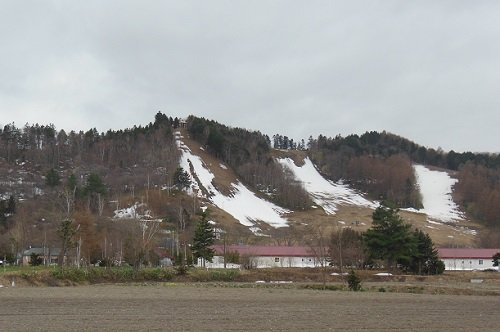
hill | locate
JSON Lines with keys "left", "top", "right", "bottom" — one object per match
{"left": 176, "top": 125, "right": 481, "bottom": 247}
{"left": 0, "top": 113, "right": 498, "bottom": 265}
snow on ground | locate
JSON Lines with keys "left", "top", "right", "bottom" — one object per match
{"left": 278, "top": 158, "right": 377, "bottom": 214}
{"left": 413, "top": 165, "right": 464, "bottom": 223}
{"left": 175, "top": 132, "right": 289, "bottom": 231}
{"left": 211, "top": 181, "right": 290, "bottom": 228}
{"left": 113, "top": 202, "right": 152, "bottom": 219}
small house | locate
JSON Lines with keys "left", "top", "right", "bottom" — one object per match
{"left": 22, "top": 247, "right": 63, "bottom": 266}
{"left": 438, "top": 248, "right": 499, "bottom": 271}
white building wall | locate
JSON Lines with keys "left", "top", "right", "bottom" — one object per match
{"left": 443, "top": 258, "right": 496, "bottom": 271}
{"left": 253, "top": 256, "right": 321, "bottom": 268}
{"left": 199, "top": 255, "right": 325, "bottom": 269}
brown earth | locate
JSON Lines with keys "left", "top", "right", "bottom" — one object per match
{"left": 0, "top": 284, "right": 498, "bottom": 331}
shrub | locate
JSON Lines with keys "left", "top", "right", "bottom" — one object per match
{"left": 347, "top": 270, "right": 362, "bottom": 291}
{"left": 50, "top": 267, "right": 174, "bottom": 283}
{"left": 189, "top": 268, "right": 240, "bottom": 282}
{"left": 139, "top": 268, "right": 174, "bottom": 281}
{"left": 51, "top": 268, "right": 87, "bottom": 282}
{"left": 210, "top": 269, "right": 239, "bottom": 282}
{"left": 30, "top": 253, "right": 43, "bottom": 266}
{"left": 175, "top": 264, "right": 189, "bottom": 276}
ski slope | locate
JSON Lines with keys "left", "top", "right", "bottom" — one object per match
{"left": 175, "top": 132, "right": 289, "bottom": 232}
{"left": 175, "top": 129, "right": 466, "bottom": 234}
{"left": 413, "top": 165, "right": 464, "bottom": 223}
{"left": 278, "top": 157, "right": 376, "bottom": 214}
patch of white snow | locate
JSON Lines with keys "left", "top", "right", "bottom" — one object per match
{"left": 113, "top": 202, "right": 152, "bottom": 220}
{"left": 413, "top": 165, "right": 464, "bottom": 223}
{"left": 278, "top": 158, "right": 377, "bottom": 214}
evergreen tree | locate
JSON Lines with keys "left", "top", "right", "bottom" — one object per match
{"left": 84, "top": 173, "right": 106, "bottom": 196}
{"left": 57, "top": 219, "right": 77, "bottom": 267}
{"left": 363, "top": 203, "right": 415, "bottom": 270}
{"left": 347, "top": 269, "right": 362, "bottom": 291}
{"left": 45, "top": 168, "right": 61, "bottom": 187}
{"left": 83, "top": 173, "right": 106, "bottom": 214}
{"left": 207, "top": 128, "right": 225, "bottom": 155}
{"left": 283, "top": 136, "right": 289, "bottom": 150}
{"left": 493, "top": 252, "right": 500, "bottom": 267}
{"left": 272, "top": 134, "right": 279, "bottom": 149}
{"left": 191, "top": 212, "right": 215, "bottom": 267}
{"left": 173, "top": 167, "right": 191, "bottom": 190}
{"left": 6, "top": 195, "right": 16, "bottom": 214}
{"left": 406, "top": 229, "right": 444, "bottom": 275}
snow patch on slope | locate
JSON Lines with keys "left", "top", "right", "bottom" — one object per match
{"left": 278, "top": 158, "right": 376, "bottom": 214}
{"left": 175, "top": 132, "right": 289, "bottom": 231}
{"left": 113, "top": 202, "right": 152, "bottom": 220}
{"left": 413, "top": 165, "right": 464, "bottom": 223}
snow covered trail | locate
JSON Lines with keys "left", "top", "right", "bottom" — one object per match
{"left": 175, "top": 132, "right": 289, "bottom": 231}
{"left": 413, "top": 165, "right": 464, "bottom": 223}
{"left": 278, "top": 157, "right": 377, "bottom": 214}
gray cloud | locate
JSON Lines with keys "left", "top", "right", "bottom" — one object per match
{"left": 1, "top": 1, "right": 499, "bottom": 152}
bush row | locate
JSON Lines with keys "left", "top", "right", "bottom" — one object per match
{"left": 47, "top": 267, "right": 241, "bottom": 284}
{"left": 50, "top": 267, "right": 175, "bottom": 283}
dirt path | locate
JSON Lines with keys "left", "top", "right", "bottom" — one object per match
{"left": 0, "top": 285, "right": 498, "bottom": 331}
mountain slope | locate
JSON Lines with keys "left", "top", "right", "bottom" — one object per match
{"left": 174, "top": 129, "right": 479, "bottom": 246}
{"left": 0, "top": 115, "right": 493, "bottom": 252}
{"left": 176, "top": 131, "right": 289, "bottom": 235}
{"left": 278, "top": 157, "right": 377, "bottom": 214}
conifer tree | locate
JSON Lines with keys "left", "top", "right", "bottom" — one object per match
{"left": 173, "top": 167, "right": 191, "bottom": 190}
{"left": 191, "top": 211, "right": 215, "bottom": 267}
{"left": 493, "top": 253, "right": 500, "bottom": 267}
{"left": 407, "top": 229, "right": 444, "bottom": 275}
{"left": 363, "top": 203, "right": 415, "bottom": 270}
{"left": 46, "top": 168, "right": 61, "bottom": 187}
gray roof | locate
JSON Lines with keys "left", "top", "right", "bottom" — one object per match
{"left": 23, "top": 247, "right": 61, "bottom": 256}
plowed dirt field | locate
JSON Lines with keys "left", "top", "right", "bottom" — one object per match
{"left": 0, "top": 285, "right": 498, "bottom": 331}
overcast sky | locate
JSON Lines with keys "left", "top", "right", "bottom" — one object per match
{"left": 1, "top": 1, "right": 499, "bottom": 153}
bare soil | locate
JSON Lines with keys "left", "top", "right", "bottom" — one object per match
{"left": 0, "top": 284, "right": 498, "bottom": 331}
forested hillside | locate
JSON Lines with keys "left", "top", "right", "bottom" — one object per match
{"left": 0, "top": 112, "right": 498, "bottom": 262}
{"left": 185, "top": 116, "right": 312, "bottom": 210}
{"left": 307, "top": 133, "right": 421, "bottom": 208}
{"left": 0, "top": 113, "right": 185, "bottom": 265}
{"left": 301, "top": 131, "right": 500, "bottom": 230}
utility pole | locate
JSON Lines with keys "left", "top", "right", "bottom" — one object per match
{"left": 223, "top": 233, "right": 227, "bottom": 269}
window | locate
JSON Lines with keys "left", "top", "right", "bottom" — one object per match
{"left": 479, "top": 260, "right": 483, "bottom": 265}
{"left": 275, "top": 257, "right": 280, "bottom": 263}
